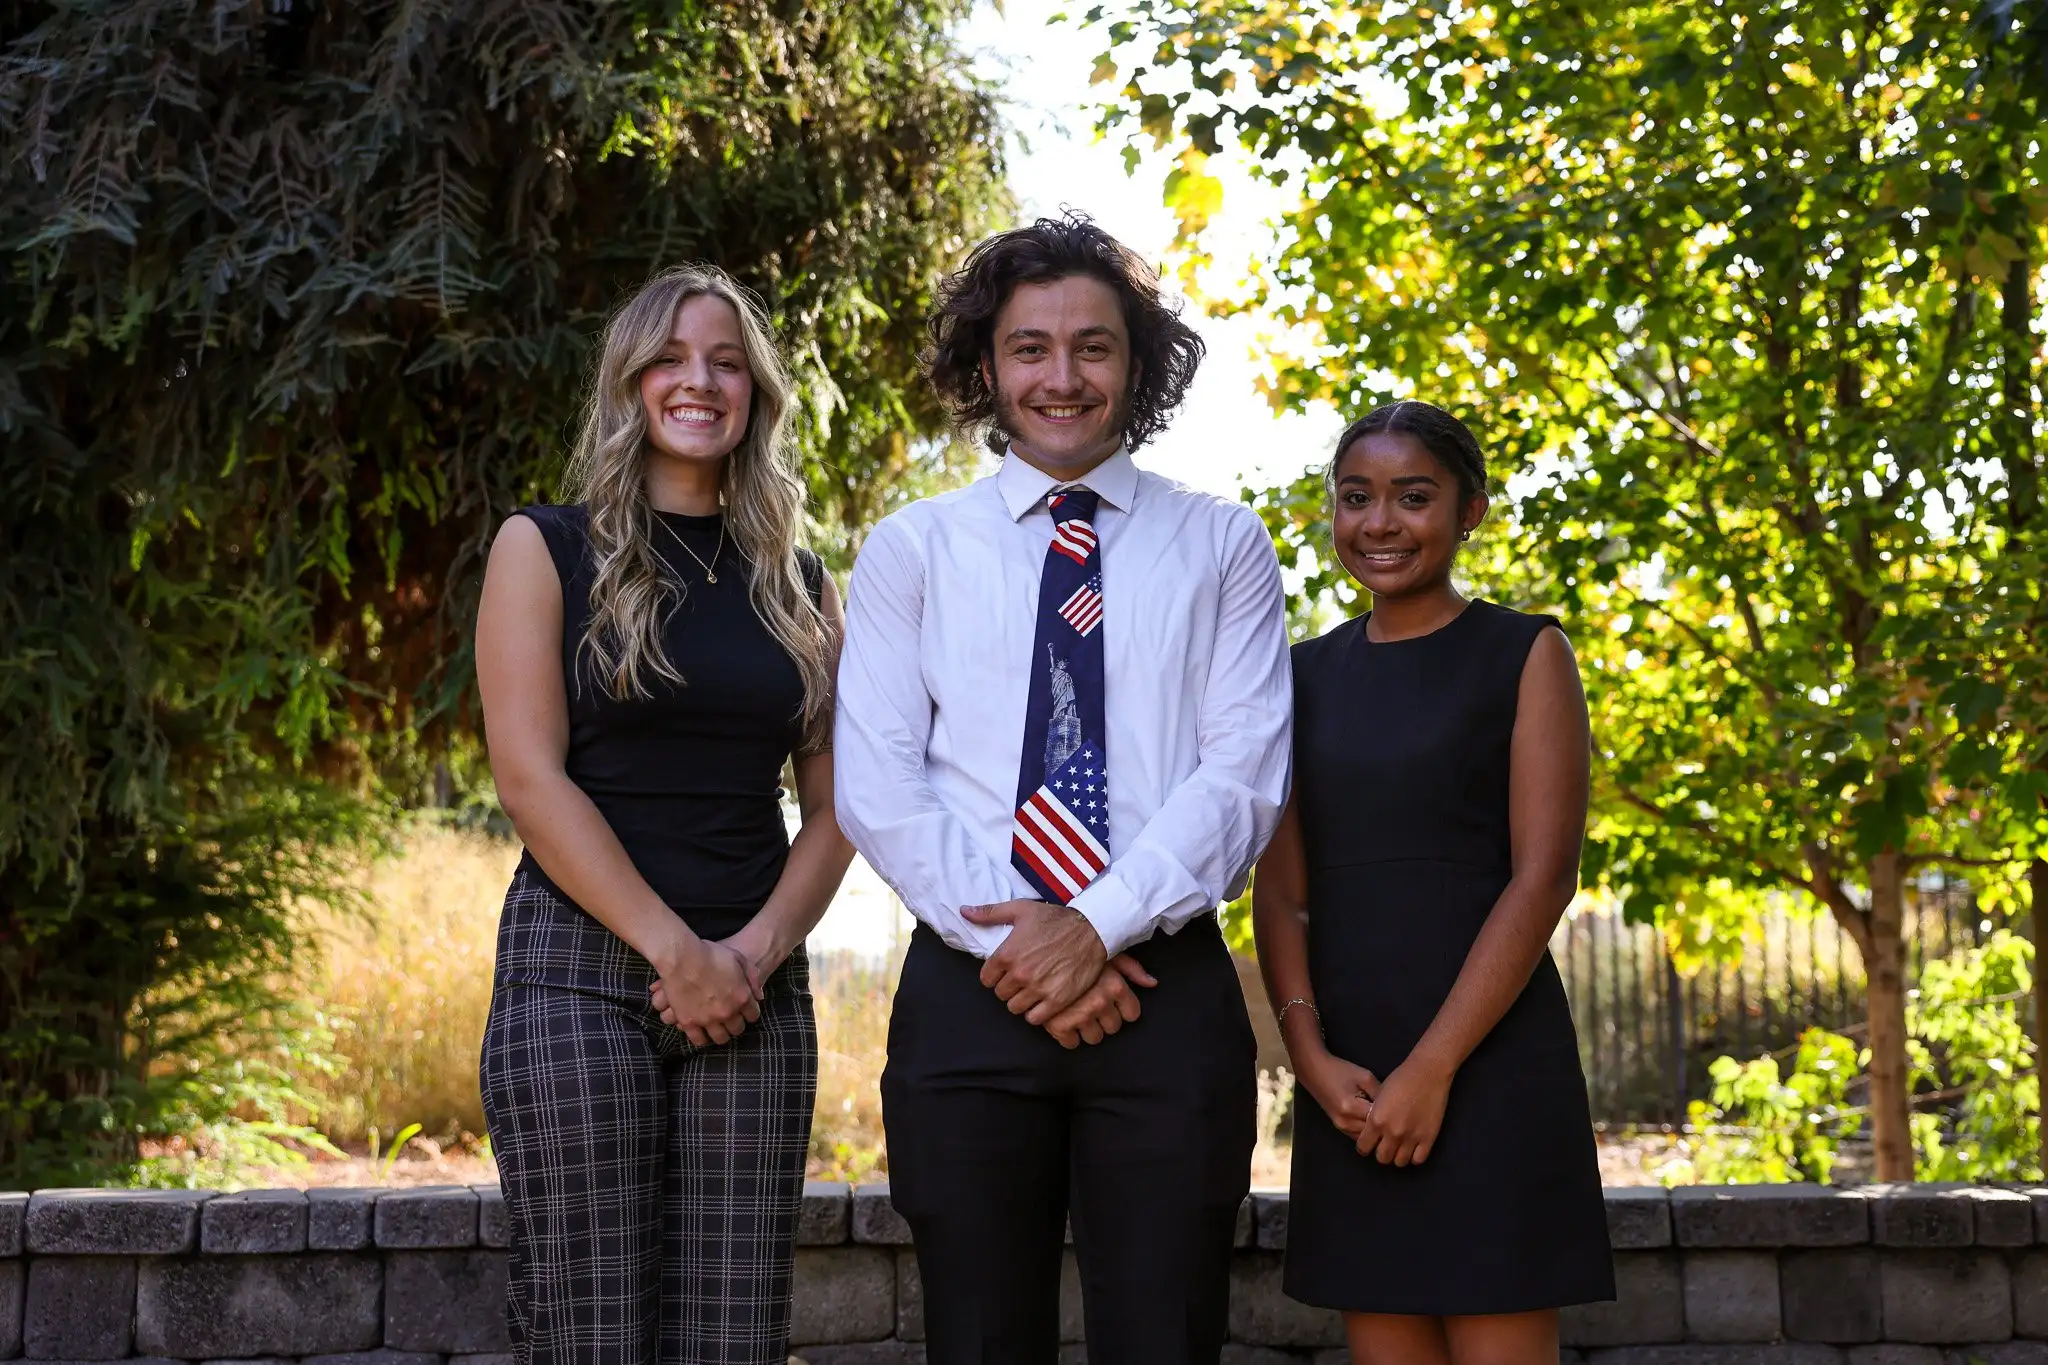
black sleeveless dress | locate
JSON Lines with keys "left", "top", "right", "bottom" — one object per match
{"left": 1284, "top": 600, "right": 1614, "bottom": 1314}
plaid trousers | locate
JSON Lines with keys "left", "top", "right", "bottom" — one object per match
{"left": 480, "top": 871, "right": 817, "bottom": 1364}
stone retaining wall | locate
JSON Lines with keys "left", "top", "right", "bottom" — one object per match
{"left": 5, "top": 1183, "right": 2048, "bottom": 1362}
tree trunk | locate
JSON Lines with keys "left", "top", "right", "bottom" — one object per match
{"left": 1865, "top": 850, "right": 1915, "bottom": 1182}
{"left": 2000, "top": 153, "right": 2043, "bottom": 1185}
{"left": 2035, "top": 858, "right": 2048, "bottom": 1179}
{"left": 2002, "top": 248, "right": 2038, "bottom": 526}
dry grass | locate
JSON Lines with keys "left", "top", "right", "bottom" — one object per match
{"left": 281, "top": 829, "right": 1301, "bottom": 1186}
{"left": 283, "top": 828, "right": 912, "bottom": 1179}
{"left": 1252, "top": 1068, "right": 1294, "bottom": 1188}
{"left": 807, "top": 949, "right": 897, "bottom": 1181}
{"left": 290, "top": 824, "right": 515, "bottom": 1148}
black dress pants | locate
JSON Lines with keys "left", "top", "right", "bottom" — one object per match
{"left": 881, "top": 915, "right": 1256, "bottom": 1365}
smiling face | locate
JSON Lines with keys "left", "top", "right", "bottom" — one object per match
{"left": 1331, "top": 430, "right": 1488, "bottom": 600}
{"left": 983, "top": 274, "right": 1135, "bottom": 478}
{"left": 638, "top": 292, "right": 753, "bottom": 473}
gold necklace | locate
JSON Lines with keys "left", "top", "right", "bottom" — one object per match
{"left": 656, "top": 512, "right": 724, "bottom": 585}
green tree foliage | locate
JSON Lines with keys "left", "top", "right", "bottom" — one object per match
{"left": 1683, "top": 1027, "right": 1865, "bottom": 1184}
{"left": 1910, "top": 927, "right": 2040, "bottom": 1178}
{"left": 1680, "top": 931, "right": 2038, "bottom": 1182}
{"left": 0, "top": 0, "right": 1005, "bottom": 1183}
{"left": 1100, "top": 0, "right": 2046, "bottom": 1178}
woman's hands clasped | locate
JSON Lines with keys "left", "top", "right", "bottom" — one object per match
{"left": 1296, "top": 1047, "right": 1380, "bottom": 1142}
{"left": 1350, "top": 1057, "right": 1453, "bottom": 1167}
{"left": 1299, "top": 1046, "right": 1455, "bottom": 1168}
{"left": 648, "top": 934, "right": 762, "bottom": 1046}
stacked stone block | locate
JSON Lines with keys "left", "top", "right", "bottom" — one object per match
{"left": 6, "top": 1183, "right": 2048, "bottom": 1361}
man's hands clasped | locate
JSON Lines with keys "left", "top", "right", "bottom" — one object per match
{"left": 966, "top": 898, "right": 1108, "bottom": 1020}
{"left": 647, "top": 898, "right": 1161, "bottom": 1052}
{"left": 963, "top": 898, "right": 1157, "bottom": 1049}
{"left": 1043, "top": 953, "right": 1156, "bottom": 1047}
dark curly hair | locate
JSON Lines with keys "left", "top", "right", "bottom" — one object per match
{"left": 922, "top": 212, "right": 1206, "bottom": 453}
{"left": 1331, "top": 400, "right": 1489, "bottom": 503}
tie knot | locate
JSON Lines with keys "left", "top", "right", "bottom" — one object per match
{"left": 1047, "top": 486, "right": 1100, "bottom": 522}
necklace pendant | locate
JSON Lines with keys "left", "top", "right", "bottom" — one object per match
{"left": 705, "top": 571, "right": 717, "bottom": 584}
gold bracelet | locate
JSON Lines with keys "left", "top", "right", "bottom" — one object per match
{"left": 1276, "top": 997, "right": 1320, "bottom": 1033}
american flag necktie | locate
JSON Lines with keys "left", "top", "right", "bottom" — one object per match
{"left": 1011, "top": 486, "right": 1110, "bottom": 904}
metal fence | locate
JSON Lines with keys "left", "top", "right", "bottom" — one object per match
{"left": 1555, "top": 871, "right": 2007, "bottom": 1126}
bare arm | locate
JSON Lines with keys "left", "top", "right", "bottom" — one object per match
{"left": 1253, "top": 793, "right": 1375, "bottom": 1137}
{"left": 1355, "top": 626, "right": 1591, "bottom": 1164}
{"left": 475, "top": 515, "right": 758, "bottom": 1045}
{"left": 724, "top": 575, "right": 856, "bottom": 976}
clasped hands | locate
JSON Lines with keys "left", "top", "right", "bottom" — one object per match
{"left": 962, "top": 898, "right": 1155, "bottom": 1050}
{"left": 1300, "top": 1046, "right": 1454, "bottom": 1168}
{"left": 647, "top": 899, "right": 1153, "bottom": 1052}
{"left": 649, "top": 925, "right": 776, "bottom": 1047}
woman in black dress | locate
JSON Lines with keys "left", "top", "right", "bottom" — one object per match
{"left": 474, "top": 265, "right": 853, "bottom": 1362}
{"left": 1255, "top": 401, "right": 1613, "bottom": 1363}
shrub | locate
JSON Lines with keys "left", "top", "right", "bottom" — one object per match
{"left": 1674, "top": 932, "right": 2039, "bottom": 1184}
{"left": 0, "top": 0, "right": 1004, "bottom": 1184}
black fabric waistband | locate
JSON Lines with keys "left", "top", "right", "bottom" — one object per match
{"left": 907, "top": 911, "right": 1226, "bottom": 980}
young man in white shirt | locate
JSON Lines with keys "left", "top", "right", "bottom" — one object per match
{"left": 834, "top": 213, "right": 1293, "bottom": 1364}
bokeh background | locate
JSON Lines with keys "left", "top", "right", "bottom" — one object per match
{"left": 3, "top": 0, "right": 2044, "bottom": 1192}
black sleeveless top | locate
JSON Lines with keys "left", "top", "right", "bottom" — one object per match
{"left": 511, "top": 504, "right": 824, "bottom": 939}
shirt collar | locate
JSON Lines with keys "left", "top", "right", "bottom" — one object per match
{"left": 996, "top": 446, "right": 1139, "bottom": 522}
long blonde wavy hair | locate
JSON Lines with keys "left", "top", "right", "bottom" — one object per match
{"left": 560, "top": 265, "right": 834, "bottom": 750}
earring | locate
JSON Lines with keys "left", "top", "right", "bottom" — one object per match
{"left": 1460, "top": 530, "right": 1472, "bottom": 541}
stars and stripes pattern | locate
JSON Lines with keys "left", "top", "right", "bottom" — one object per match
{"left": 1013, "top": 485, "right": 1111, "bottom": 906}
{"left": 1050, "top": 518, "right": 1098, "bottom": 565}
{"left": 1057, "top": 575, "right": 1104, "bottom": 637}
{"left": 1012, "top": 741, "right": 1111, "bottom": 903}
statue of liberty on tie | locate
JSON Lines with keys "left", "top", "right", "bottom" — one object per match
{"left": 1045, "top": 645, "right": 1083, "bottom": 776}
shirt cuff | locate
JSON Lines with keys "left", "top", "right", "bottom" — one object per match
{"left": 1069, "top": 872, "right": 1151, "bottom": 958}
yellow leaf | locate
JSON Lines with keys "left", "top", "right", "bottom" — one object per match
{"left": 1163, "top": 149, "right": 1225, "bottom": 236}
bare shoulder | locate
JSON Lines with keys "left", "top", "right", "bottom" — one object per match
{"left": 491, "top": 509, "right": 548, "bottom": 558}
{"left": 1517, "top": 620, "right": 1587, "bottom": 717}
{"left": 1523, "top": 620, "right": 1580, "bottom": 673}
{"left": 482, "top": 512, "right": 561, "bottom": 611}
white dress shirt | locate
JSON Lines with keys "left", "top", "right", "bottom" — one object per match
{"left": 833, "top": 447, "right": 1293, "bottom": 959}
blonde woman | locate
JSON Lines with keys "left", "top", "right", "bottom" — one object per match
{"left": 475, "top": 265, "right": 852, "bottom": 1363}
